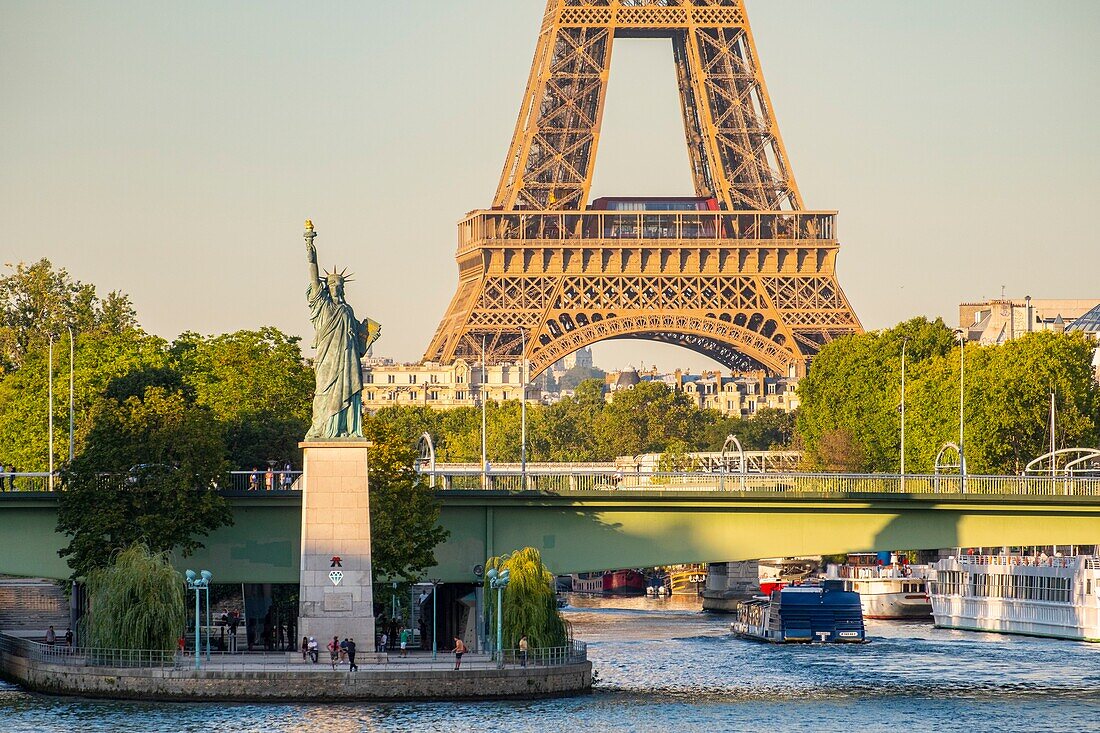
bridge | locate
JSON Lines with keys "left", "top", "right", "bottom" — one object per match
{"left": 1, "top": 471, "right": 1099, "bottom": 583}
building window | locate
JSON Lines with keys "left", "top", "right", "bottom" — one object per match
{"left": 457, "top": 391, "right": 466, "bottom": 400}
{"left": 503, "top": 391, "right": 509, "bottom": 400}
{"left": 387, "top": 375, "right": 396, "bottom": 384}
{"left": 409, "top": 392, "right": 417, "bottom": 401}
{"left": 409, "top": 374, "right": 417, "bottom": 384}
{"left": 429, "top": 391, "right": 439, "bottom": 401}
{"left": 366, "top": 392, "right": 375, "bottom": 401}
{"left": 430, "top": 374, "right": 438, "bottom": 384}
{"left": 365, "top": 374, "right": 374, "bottom": 384}
{"left": 768, "top": 383, "right": 777, "bottom": 395}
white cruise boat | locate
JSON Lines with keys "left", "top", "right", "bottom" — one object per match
{"left": 825, "top": 554, "right": 932, "bottom": 619}
{"left": 928, "top": 554, "right": 1100, "bottom": 642}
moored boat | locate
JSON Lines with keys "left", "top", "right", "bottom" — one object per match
{"left": 668, "top": 565, "right": 707, "bottom": 596}
{"left": 929, "top": 553, "right": 1100, "bottom": 642}
{"left": 731, "top": 582, "right": 866, "bottom": 643}
{"left": 825, "top": 553, "right": 932, "bottom": 619}
{"left": 603, "top": 569, "right": 647, "bottom": 595}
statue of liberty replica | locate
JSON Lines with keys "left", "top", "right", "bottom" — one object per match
{"left": 303, "top": 220, "right": 381, "bottom": 439}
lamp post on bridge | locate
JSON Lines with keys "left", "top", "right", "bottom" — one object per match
{"left": 900, "top": 338, "right": 907, "bottom": 493}
{"left": 185, "top": 569, "right": 212, "bottom": 668}
{"left": 486, "top": 567, "right": 510, "bottom": 668}
{"left": 954, "top": 329, "right": 967, "bottom": 492}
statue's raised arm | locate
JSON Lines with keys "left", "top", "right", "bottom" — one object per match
{"left": 305, "top": 219, "right": 322, "bottom": 295}
{"left": 302, "top": 220, "right": 381, "bottom": 440}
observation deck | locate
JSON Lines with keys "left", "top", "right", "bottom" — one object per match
{"left": 458, "top": 209, "right": 836, "bottom": 254}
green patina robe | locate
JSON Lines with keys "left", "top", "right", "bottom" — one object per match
{"left": 306, "top": 283, "right": 380, "bottom": 439}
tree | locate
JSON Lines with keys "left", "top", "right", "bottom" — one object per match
{"left": 798, "top": 318, "right": 1099, "bottom": 474}
{"left": 171, "top": 328, "right": 313, "bottom": 469}
{"left": 363, "top": 421, "right": 449, "bottom": 582}
{"left": 556, "top": 364, "right": 607, "bottom": 391}
{"left": 0, "top": 258, "right": 136, "bottom": 374}
{"left": 57, "top": 387, "right": 231, "bottom": 578}
{"left": 0, "top": 330, "right": 169, "bottom": 472}
{"left": 81, "top": 544, "right": 185, "bottom": 652}
{"left": 595, "top": 381, "right": 716, "bottom": 458}
{"left": 704, "top": 408, "right": 797, "bottom": 451}
{"left": 484, "top": 547, "right": 568, "bottom": 650}
{"left": 797, "top": 317, "right": 956, "bottom": 471}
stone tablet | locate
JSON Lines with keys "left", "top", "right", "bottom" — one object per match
{"left": 323, "top": 593, "right": 354, "bottom": 613}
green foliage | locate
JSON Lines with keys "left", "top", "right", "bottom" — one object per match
{"left": 703, "top": 407, "right": 797, "bottom": 451}
{"left": 556, "top": 365, "right": 607, "bottom": 391}
{"left": 484, "top": 547, "right": 568, "bottom": 650}
{"left": 363, "top": 420, "right": 449, "bottom": 582}
{"left": 81, "top": 544, "right": 185, "bottom": 652}
{"left": 0, "top": 330, "right": 169, "bottom": 472}
{"left": 0, "top": 258, "right": 137, "bottom": 374}
{"left": 798, "top": 319, "right": 1100, "bottom": 474}
{"left": 171, "top": 328, "right": 313, "bottom": 468}
{"left": 57, "top": 387, "right": 231, "bottom": 578}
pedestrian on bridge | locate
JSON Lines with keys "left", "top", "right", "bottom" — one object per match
{"left": 0, "top": 463, "right": 7, "bottom": 491}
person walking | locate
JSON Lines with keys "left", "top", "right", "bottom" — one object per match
{"left": 307, "top": 636, "right": 318, "bottom": 663}
{"left": 519, "top": 634, "right": 529, "bottom": 668}
{"left": 248, "top": 468, "right": 260, "bottom": 491}
{"left": 339, "top": 637, "right": 349, "bottom": 663}
{"left": 0, "top": 463, "right": 7, "bottom": 492}
{"left": 64, "top": 628, "right": 73, "bottom": 648}
{"left": 347, "top": 638, "right": 358, "bottom": 672}
{"left": 399, "top": 627, "right": 410, "bottom": 658}
{"left": 328, "top": 635, "right": 340, "bottom": 669}
{"left": 45, "top": 626, "right": 56, "bottom": 648}
{"left": 453, "top": 636, "right": 466, "bottom": 671}
{"left": 379, "top": 630, "right": 388, "bottom": 654}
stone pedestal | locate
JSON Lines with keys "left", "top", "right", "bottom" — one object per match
{"left": 297, "top": 440, "right": 375, "bottom": 650}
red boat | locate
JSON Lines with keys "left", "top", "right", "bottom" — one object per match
{"left": 603, "top": 569, "right": 647, "bottom": 595}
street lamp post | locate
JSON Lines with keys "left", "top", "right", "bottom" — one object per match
{"left": 67, "top": 326, "right": 74, "bottom": 463}
{"left": 900, "top": 339, "right": 907, "bottom": 493}
{"left": 185, "top": 569, "right": 212, "bottom": 669}
{"left": 486, "top": 567, "right": 511, "bottom": 668}
{"left": 520, "top": 329, "right": 527, "bottom": 489}
{"left": 48, "top": 335, "right": 54, "bottom": 491}
{"left": 481, "top": 335, "right": 488, "bottom": 489}
{"left": 429, "top": 578, "right": 443, "bottom": 660}
{"left": 955, "top": 330, "right": 967, "bottom": 491}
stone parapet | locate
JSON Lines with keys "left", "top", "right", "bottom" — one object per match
{"left": 0, "top": 652, "right": 592, "bottom": 702}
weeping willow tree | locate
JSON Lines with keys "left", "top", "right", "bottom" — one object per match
{"left": 484, "top": 547, "right": 569, "bottom": 650}
{"left": 81, "top": 544, "right": 185, "bottom": 651}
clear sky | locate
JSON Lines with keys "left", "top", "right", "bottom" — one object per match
{"left": 2, "top": 1, "right": 1097, "bottom": 373}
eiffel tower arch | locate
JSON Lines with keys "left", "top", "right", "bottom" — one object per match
{"left": 425, "top": 0, "right": 862, "bottom": 377}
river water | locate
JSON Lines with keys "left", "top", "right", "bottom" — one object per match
{"left": 2, "top": 594, "right": 1098, "bottom": 732}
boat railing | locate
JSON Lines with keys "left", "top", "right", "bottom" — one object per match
{"left": 954, "top": 554, "right": 1091, "bottom": 569}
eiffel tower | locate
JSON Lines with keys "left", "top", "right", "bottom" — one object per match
{"left": 425, "top": 0, "right": 862, "bottom": 377}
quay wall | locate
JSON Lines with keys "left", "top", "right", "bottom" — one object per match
{"left": 0, "top": 652, "right": 592, "bottom": 702}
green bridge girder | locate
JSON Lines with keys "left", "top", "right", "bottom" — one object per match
{"left": 1, "top": 491, "right": 1099, "bottom": 583}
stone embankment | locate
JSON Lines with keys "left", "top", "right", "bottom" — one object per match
{"left": 0, "top": 644, "right": 592, "bottom": 702}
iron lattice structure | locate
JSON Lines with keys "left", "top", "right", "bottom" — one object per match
{"left": 425, "top": 0, "right": 861, "bottom": 377}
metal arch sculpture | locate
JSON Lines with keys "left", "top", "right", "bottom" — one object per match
{"left": 424, "top": 0, "right": 862, "bottom": 377}
{"left": 1024, "top": 448, "right": 1100, "bottom": 476}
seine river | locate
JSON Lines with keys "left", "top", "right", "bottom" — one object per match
{"left": 2, "top": 594, "right": 1098, "bottom": 732}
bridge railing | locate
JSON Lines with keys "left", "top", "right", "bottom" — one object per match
{"left": 422, "top": 468, "right": 1100, "bottom": 497}
{"left": 0, "top": 473, "right": 51, "bottom": 492}
{"left": 0, "top": 471, "right": 303, "bottom": 494}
